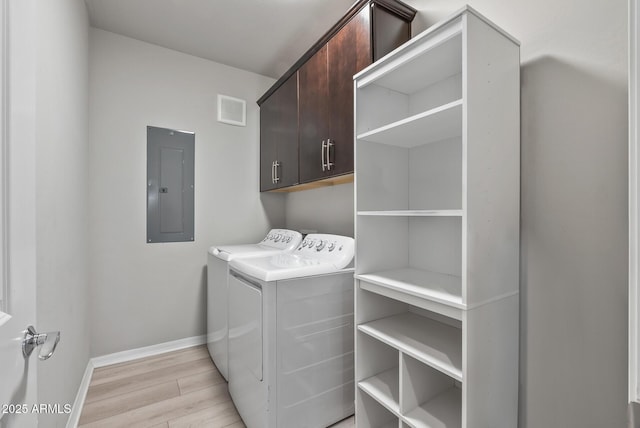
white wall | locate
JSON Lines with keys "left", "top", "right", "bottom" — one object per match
{"left": 34, "top": 0, "right": 90, "bottom": 426}
{"left": 411, "top": 1, "right": 628, "bottom": 427}
{"left": 89, "top": 29, "right": 284, "bottom": 357}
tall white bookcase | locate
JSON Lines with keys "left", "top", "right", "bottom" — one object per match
{"left": 353, "top": 6, "right": 520, "bottom": 428}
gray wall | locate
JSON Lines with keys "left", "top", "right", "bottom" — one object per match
{"left": 88, "top": 29, "right": 284, "bottom": 357}
{"left": 285, "top": 0, "right": 629, "bottom": 426}
{"left": 34, "top": 0, "right": 91, "bottom": 426}
{"left": 285, "top": 184, "right": 354, "bottom": 236}
{"left": 415, "top": 2, "right": 627, "bottom": 427}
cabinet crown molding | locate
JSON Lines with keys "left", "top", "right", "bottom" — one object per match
{"left": 257, "top": 0, "right": 416, "bottom": 106}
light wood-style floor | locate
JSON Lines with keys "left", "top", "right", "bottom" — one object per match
{"left": 78, "top": 345, "right": 355, "bottom": 428}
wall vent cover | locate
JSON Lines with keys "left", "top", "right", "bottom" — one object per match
{"left": 217, "top": 94, "right": 246, "bottom": 127}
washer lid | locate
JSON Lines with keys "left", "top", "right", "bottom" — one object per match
{"left": 208, "top": 229, "right": 303, "bottom": 260}
{"left": 210, "top": 244, "right": 283, "bottom": 261}
{"left": 230, "top": 256, "right": 352, "bottom": 282}
{"left": 229, "top": 233, "right": 355, "bottom": 281}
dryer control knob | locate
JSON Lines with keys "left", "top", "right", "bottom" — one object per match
{"left": 328, "top": 242, "right": 336, "bottom": 252}
{"left": 316, "top": 240, "right": 326, "bottom": 251}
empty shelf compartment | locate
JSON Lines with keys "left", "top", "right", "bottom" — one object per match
{"left": 358, "top": 312, "right": 462, "bottom": 381}
{"left": 358, "top": 367, "right": 400, "bottom": 415}
{"left": 403, "top": 386, "right": 461, "bottom": 428}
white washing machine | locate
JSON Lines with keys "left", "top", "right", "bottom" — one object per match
{"left": 227, "top": 234, "right": 355, "bottom": 428}
{"left": 207, "top": 229, "right": 302, "bottom": 381}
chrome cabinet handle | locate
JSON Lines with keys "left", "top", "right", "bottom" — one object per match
{"left": 274, "top": 161, "right": 280, "bottom": 183}
{"left": 321, "top": 140, "right": 327, "bottom": 171}
{"left": 271, "top": 161, "right": 276, "bottom": 184}
{"left": 23, "top": 325, "right": 60, "bottom": 361}
{"left": 326, "top": 139, "right": 334, "bottom": 171}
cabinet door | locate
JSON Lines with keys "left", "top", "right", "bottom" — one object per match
{"left": 260, "top": 92, "right": 278, "bottom": 192}
{"left": 275, "top": 74, "right": 300, "bottom": 188}
{"left": 327, "top": 6, "right": 372, "bottom": 177}
{"left": 260, "top": 74, "right": 298, "bottom": 191}
{"left": 298, "top": 45, "right": 330, "bottom": 183}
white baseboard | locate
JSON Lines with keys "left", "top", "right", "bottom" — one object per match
{"left": 66, "top": 335, "right": 207, "bottom": 428}
{"left": 91, "top": 335, "right": 207, "bottom": 368}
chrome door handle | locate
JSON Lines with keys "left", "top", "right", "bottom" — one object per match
{"left": 326, "top": 139, "right": 334, "bottom": 171}
{"left": 23, "top": 325, "right": 60, "bottom": 361}
{"left": 321, "top": 140, "right": 327, "bottom": 171}
{"left": 274, "top": 161, "right": 280, "bottom": 183}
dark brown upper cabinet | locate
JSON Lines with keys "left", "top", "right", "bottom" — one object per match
{"left": 299, "top": 7, "right": 371, "bottom": 183}
{"left": 298, "top": 45, "right": 331, "bottom": 183}
{"left": 260, "top": 74, "right": 298, "bottom": 191}
{"left": 258, "top": 0, "right": 416, "bottom": 192}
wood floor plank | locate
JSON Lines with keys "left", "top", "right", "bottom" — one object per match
{"left": 81, "top": 383, "right": 231, "bottom": 428}
{"left": 222, "top": 422, "right": 246, "bottom": 428}
{"left": 188, "top": 412, "right": 242, "bottom": 428}
{"left": 78, "top": 380, "right": 180, "bottom": 425}
{"left": 177, "top": 367, "right": 225, "bottom": 395}
{"left": 92, "top": 346, "right": 207, "bottom": 377}
{"left": 91, "top": 346, "right": 210, "bottom": 386}
{"left": 329, "top": 416, "right": 355, "bottom": 427}
{"left": 85, "top": 357, "right": 215, "bottom": 404}
{"left": 166, "top": 399, "right": 240, "bottom": 428}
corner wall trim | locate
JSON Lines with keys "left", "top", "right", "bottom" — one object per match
{"left": 65, "top": 335, "right": 207, "bottom": 428}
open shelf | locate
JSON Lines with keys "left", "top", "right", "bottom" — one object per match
{"left": 356, "top": 268, "right": 463, "bottom": 310}
{"left": 357, "top": 100, "right": 462, "bottom": 148}
{"left": 357, "top": 210, "right": 463, "bottom": 217}
{"left": 403, "top": 386, "right": 461, "bottom": 428}
{"left": 356, "top": 137, "right": 462, "bottom": 212}
{"left": 358, "top": 368, "right": 400, "bottom": 415}
{"left": 356, "top": 217, "right": 462, "bottom": 287}
{"left": 358, "top": 313, "right": 462, "bottom": 381}
{"left": 356, "top": 27, "right": 462, "bottom": 94}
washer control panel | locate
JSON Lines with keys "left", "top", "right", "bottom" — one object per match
{"left": 295, "top": 234, "right": 355, "bottom": 269}
{"left": 261, "top": 229, "right": 303, "bottom": 250}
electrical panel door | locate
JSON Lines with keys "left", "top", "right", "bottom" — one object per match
{"left": 147, "top": 126, "right": 195, "bottom": 243}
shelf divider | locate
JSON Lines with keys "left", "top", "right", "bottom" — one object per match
{"left": 357, "top": 99, "right": 462, "bottom": 148}
{"left": 357, "top": 210, "right": 463, "bottom": 217}
{"left": 356, "top": 268, "right": 463, "bottom": 310}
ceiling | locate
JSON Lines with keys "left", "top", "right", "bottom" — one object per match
{"left": 85, "top": 0, "right": 357, "bottom": 79}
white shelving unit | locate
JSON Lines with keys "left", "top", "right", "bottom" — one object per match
{"left": 354, "top": 6, "right": 520, "bottom": 427}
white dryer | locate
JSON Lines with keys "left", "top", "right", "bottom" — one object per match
{"left": 207, "top": 229, "right": 302, "bottom": 381}
{"left": 227, "top": 234, "right": 355, "bottom": 428}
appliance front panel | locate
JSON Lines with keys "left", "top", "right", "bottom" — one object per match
{"left": 228, "top": 272, "right": 266, "bottom": 428}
